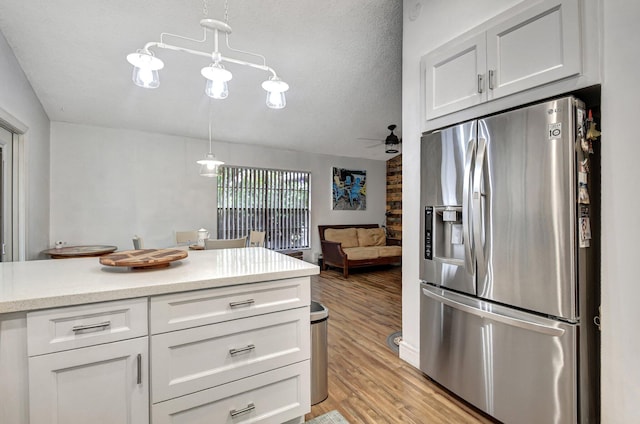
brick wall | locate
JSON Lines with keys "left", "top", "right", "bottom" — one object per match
{"left": 386, "top": 155, "right": 402, "bottom": 241}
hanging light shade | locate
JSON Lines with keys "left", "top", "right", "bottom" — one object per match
{"left": 202, "top": 63, "right": 232, "bottom": 99}
{"left": 197, "top": 153, "right": 224, "bottom": 177}
{"left": 262, "top": 76, "right": 289, "bottom": 109}
{"left": 126, "top": 51, "right": 164, "bottom": 88}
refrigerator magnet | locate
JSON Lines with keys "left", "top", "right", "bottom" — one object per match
{"left": 578, "top": 184, "right": 590, "bottom": 204}
{"left": 579, "top": 217, "right": 592, "bottom": 248}
{"left": 579, "top": 158, "right": 590, "bottom": 173}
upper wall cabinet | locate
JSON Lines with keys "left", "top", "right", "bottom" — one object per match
{"left": 423, "top": 0, "right": 581, "bottom": 121}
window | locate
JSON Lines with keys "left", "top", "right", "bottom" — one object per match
{"left": 217, "top": 166, "right": 311, "bottom": 250}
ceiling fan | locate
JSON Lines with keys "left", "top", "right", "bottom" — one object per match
{"left": 358, "top": 124, "right": 402, "bottom": 154}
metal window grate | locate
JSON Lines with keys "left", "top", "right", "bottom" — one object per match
{"left": 217, "top": 166, "right": 311, "bottom": 250}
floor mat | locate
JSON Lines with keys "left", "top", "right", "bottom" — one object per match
{"left": 305, "top": 410, "right": 350, "bottom": 424}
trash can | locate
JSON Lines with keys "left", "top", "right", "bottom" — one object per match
{"left": 310, "top": 301, "right": 329, "bottom": 405}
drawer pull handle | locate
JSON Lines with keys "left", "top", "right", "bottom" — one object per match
{"left": 229, "top": 344, "right": 255, "bottom": 356}
{"left": 229, "top": 402, "right": 255, "bottom": 417}
{"left": 136, "top": 354, "right": 142, "bottom": 385}
{"left": 72, "top": 321, "right": 111, "bottom": 333}
{"left": 229, "top": 299, "right": 255, "bottom": 308}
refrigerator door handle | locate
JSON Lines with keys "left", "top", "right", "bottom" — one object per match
{"left": 462, "top": 138, "right": 475, "bottom": 274}
{"left": 422, "top": 286, "right": 565, "bottom": 337}
{"left": 473, "top": 137, "right": 487, "bottom": 277}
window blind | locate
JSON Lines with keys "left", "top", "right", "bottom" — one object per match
{"left": 217, "top": 166, "right": 311, "bottom": 250}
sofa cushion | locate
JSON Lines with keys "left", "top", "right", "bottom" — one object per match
{"left": 378, "top": 246, "right": 402, "bottom": 257}
{"left": 342, "top": 247, "right": 380, "bottom": 260}
{"left": 357, "top": 227, "right": 386, "bottom": 247}
{"left": 324, "top": 228, "right": 359, "bottom": 248}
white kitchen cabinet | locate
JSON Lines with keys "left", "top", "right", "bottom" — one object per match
{"left": 150, "top": 276, "right": 309, "bottom": 334}
{"left": 423, "top": 0, "right": 581, "bottom": 120}
{"left": 28, "top": 336, "right": 149, "bottom": 424}
{"left": 27, "top": 297, "right": 148, "bottom": 356}
{"left": 151, "top": 307, "right": 310, "bottom": 403}
{"left": 152, "top": 361, "right": 310, "bottom": 424}
{"left": 150, "top": 277, "right": 311, "bottom": 424}
{"left": 486, "top": 0, "right": 580, "bottom": 100}
{"left": 422, "top": 32, "right": 487, "bottom": 120}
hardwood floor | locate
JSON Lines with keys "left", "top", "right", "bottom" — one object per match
{"left": 306, "top": 266, "right": 495, "bottom": 424}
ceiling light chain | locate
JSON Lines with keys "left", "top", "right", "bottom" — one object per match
{"left": 203, "top": 0, "right": 208, "bottom": 17}
{"left": 126, "top": 1, "right": 289, "bottom": 108}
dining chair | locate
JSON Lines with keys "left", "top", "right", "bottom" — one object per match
{"left": 204, "top": 237, "right": 247, "bottom": 250}
{"left": 175, "top": 230, "right": 198, "bottom": 245}
{"left": 248, "top": 230, "right": 266, "bottom": 247}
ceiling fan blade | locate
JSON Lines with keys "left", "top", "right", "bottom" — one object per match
{"left": 357, "top": 137, "right": 384, "bottom": 142}
{"left": 364, "top": 143, "right": 382, "bottom": 148}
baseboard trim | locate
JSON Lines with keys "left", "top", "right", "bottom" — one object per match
{"left": 399, "top": 340, "right": 419, "bottom": 368}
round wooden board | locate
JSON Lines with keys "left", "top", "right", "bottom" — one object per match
{"left": 99, "top": 249, "right": 188, "bottom": 269}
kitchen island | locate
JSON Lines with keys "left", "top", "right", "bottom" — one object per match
{"left": 0, "top": 247, "right": 318, "bottom": 424}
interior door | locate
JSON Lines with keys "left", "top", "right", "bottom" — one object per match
{"left": 477, "top": 97, "right": 577, "bottom": 320}
{"left": 420, "top": 121, "right": 476, "bottom": 295}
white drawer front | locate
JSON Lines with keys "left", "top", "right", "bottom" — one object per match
{"left": 151, "top": 307, "right": 310, "bottom": 402}
{"left": 152, "top": 360, "right": 310, "bottom": 424}
{"left": 27, "top": 298, "right": 148, "bottom": 356}
{"left": 150, "top": 277, "right": 310, "bottom": 334}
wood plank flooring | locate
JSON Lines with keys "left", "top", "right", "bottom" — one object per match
{"left": 306, "top": 266, "right": 496, "bottom": 424}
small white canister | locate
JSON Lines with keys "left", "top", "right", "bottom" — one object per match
{"left": 197, "top": 228, "right": 209, "bottom": 247}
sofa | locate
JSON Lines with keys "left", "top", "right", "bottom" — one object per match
{"left": 318, "top": 224, "right": 401, "bottom": 277}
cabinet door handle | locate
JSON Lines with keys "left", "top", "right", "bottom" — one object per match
{"left": 488, "top": 69, "right": 495, "bottom": 90}
{"left": 229, "top": 299, "right": 255, "bottom": 308}
{"left": 229, "top": 402, "right": 255, "bottom": 417}
{"left": 229, "top": 344, "right": 256, "bottom": 356}
{"left": 477, "top": 74, "right": 484, "bottom": 93}
{"left": 136, "top": 354, "right": 142, "bottom": 385}
{"left": 72, "top": 321, "right": 111, "bottom": 333}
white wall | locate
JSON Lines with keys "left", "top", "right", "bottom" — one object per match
{"left": 400, "top": 0, "right": 520, "bottom": 366}
{"left": 50, "top": 122, "right": 387, "bottom": 261}
{"left": 0, "top": 31, "right": 51, "bottom": 260}
{"left": 601, "top": 1, "right": 640, "bottom": 422}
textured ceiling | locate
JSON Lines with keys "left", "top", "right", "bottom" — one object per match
{"left": 0, "top": 0, "right": 402, "bottom": 160}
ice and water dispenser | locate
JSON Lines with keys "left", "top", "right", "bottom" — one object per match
{"left": 425, "top": 206, "right": 465, "bottom": 265}
{"left": 423, "top": 205, "right": 474, "bottom": 294}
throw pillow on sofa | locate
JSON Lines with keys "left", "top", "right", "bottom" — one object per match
{"left": 356, "top": 227, "right": 386, "bottom": 247}
{"left": 324, "top": 228, "right": 359, "bottom": 248}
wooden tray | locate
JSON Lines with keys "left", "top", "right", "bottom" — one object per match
{"left": 99, "top": 249, "right": 188, "bottom": 269}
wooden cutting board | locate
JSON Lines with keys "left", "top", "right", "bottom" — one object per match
{"left": 99, "top": 249, "right": 188, "bottom": 269}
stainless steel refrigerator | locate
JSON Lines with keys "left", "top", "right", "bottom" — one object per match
{"left": 419, "top": 96, "right": 599, "bottom": 424}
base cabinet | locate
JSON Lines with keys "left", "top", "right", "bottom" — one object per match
{"left": 152, "top": 361, "right": 310, "bottom": 424}
{"left": 28, "top": 337, "right": 149, "bottom": 424}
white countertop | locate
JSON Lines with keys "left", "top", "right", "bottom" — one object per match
{"left": 0, "top": 247, "right": 318, "bottom": 313}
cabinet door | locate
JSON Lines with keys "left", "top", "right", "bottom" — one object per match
{"left": 486, "top": 0, "right": 581, "bottom": 100}
{"left": 29, "top": 337, "right": 149, "bottom": 424}
{"left": 422, "top": 32, "right": 487, "bottom": 120}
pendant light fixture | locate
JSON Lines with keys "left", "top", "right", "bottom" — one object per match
{"left": 197, "top": 102, "right": 224, "bottom": 177}
{"left": 126, "top": 0, "right": 289, "bottom": 109}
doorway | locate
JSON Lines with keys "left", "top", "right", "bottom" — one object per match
{"left": 0, "top": 126, "right": 13, "bottom": 261}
